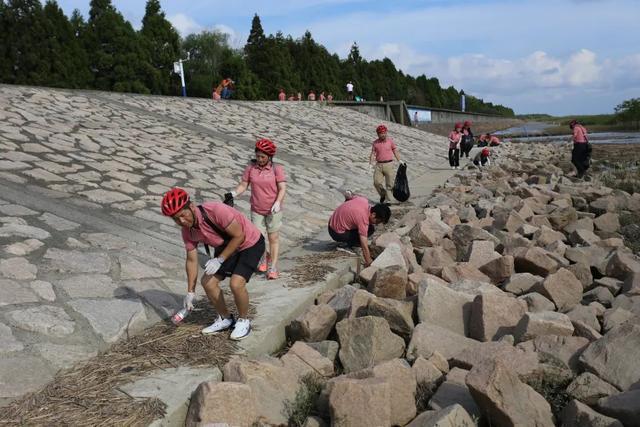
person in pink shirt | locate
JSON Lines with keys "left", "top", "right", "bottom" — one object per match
{"left": 569, "top": 119, "right": 591, "bottom": 178}
{"left": 448, "top": 123, "right": 462, "bottom": 169}
{"left": 327, "top": 93, "right": 333, "bottom": 102}
{"left": 328, "top": 195, "right": 391, "bottom": 266}
{"left": 369, "top": 124, "right": 404, "bottom": 204}
{"left": 308, "top": 91, "right": 316, "bottom": 101}
{"left": 226, "top": 139, "right": 287, "bottom": 279}
{"left": 319, "top": 91, "right": 326, "bottom": 102}
{"left": 161, "top": 188, "right": 265, "bottom": 340}
{"left": 278, "top": 88, "right": 286, "bottom": 101}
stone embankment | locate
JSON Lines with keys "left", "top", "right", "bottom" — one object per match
{"left": 186, "top": 141, "right": 640, "bottom": 426}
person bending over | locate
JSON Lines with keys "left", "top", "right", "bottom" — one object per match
{"left": 328, "top": 195, "right": 391, "bottom": 266}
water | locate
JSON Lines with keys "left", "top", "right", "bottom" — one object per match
{"left": 495, "top": 122, "right": 640, "bottom": 145}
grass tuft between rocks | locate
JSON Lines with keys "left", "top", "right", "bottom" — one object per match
{"left": 521, "top": 365, "right": 573, "bottom": 421}
{"left": 283, "top": 374, "right": 325, "bottom": 427}
{"left": 415, "top": 380, "right": 440, "bottom": 413}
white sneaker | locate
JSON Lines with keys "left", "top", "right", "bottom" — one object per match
{"left": 202, "top": 315, "right": 234, "bottom": 335}
{"left": 230, "top": 318, "right": 251, "bottom": 340}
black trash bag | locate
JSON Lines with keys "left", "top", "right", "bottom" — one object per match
{"left": 223, "top": 192, "right": 234, "bottom": 207}
{"left": 392, "top": 163, "right": 410, "bottom": 202}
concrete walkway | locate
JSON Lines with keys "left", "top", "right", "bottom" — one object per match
{"left": 0, "top": 84, "right": 452, "bottom": 408}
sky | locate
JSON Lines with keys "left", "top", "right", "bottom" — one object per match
{"left": 56, "top": 0, "right": 640, "bottom": 116}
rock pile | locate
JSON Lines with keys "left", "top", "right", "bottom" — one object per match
{"left": 186, "top": 142, "right": 640, "bottom": 426}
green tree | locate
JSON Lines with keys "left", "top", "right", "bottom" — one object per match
{"left": 220, "top": 48, "right": 259, "bottom": 100}
{"left": 182, "top": 30, "right": 230, "bottom": 98}
{"left": 139, "top": 0, "right": 179, "bottom": 94}
{"left": 41, "top": 0, "right": 91, "bottom": 88}
{"left": 0, "top": 0, "right": 49, "bottom": 85}
{"left": 84, "top": 0, "right": 149, "bottom": 92}
{"left": 615, "top": 98, "right": 640, "bottom": 129}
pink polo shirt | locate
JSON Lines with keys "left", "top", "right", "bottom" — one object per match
{"left": 371, "top": 137, "right": 397, "bottom": 162}
{"left": 278, "top": 92, "right": 286, "bottom": 101}
{"left": 182, "top": 202, "right": 261, "bottom": 252}
{"left": 241, "top": 162, "right": 286, "bottom": 216}
{"left": 329, "top": 196, "right": 371, "bottom": 237}
{"left": 573, "top": 125, "right": 588, "bottom": 144}
{"left": 449, "top": 131, "right": 462, "bottom": 148}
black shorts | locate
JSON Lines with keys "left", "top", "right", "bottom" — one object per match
{"left": 328, "top": 224, "right": 374, "bottom": 247}
{"left": 214, "top": 235, "right": 265, "bottom": 282}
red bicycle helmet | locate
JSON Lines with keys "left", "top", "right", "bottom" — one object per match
{"left": 376, "top": 124, "right": 388, "bottom": 134}
{"left": 255, "top": 138, "right": 276, "bottom": 157}
{"left": 161, "top": 187, "right": 190, "bottom": 216}
{"left": 463, "top": 120, "right": 472, "bottom": 127}
{"left": 482, "top": 148, "right": 490, "bottom": 156}
{"left": 454, "top": 122, "right": 462, "bottom": 129}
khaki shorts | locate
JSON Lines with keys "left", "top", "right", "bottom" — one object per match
{"left": 250, "top": 210, "right": 283, "bottom": 235}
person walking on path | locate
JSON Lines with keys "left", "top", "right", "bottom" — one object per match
{"left": 161, "top": 188, "right": 265, "bottom": 340}
{"left": 461, "top": 120, "right": 474, "bottom": 158}
{"left": 369, "top": 124, "right": 404, "bottom": 204}
{"left": 328, "top": 195, "right": 391, "bottom": 267}
{"left": 278, "top": 88, "right": 286, "bottom": 101}
{"left": 346, "top": 81, "right": 354, "bottom": 100}
{"left": 448, "top": 123, "right": 462, "bottom": 169}
{"left": 570, "top": 119, "right": 591, "bottom": 178}
{"left": 307, "top": 91, "right": 316, "bottom": 101}
{"left": 225, "top": 139, "right": 287, "bottom": 280}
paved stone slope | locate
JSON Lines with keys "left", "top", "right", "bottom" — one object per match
{"left": 0, "top": 84, "right": 447, "bottom": 405}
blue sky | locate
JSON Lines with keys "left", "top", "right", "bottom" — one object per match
{"left": 57, "top": 0, "right": 640, "bottom": 116}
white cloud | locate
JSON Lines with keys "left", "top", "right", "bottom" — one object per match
{"left": 168, "top": 13, "right": 204, "bottom": 36}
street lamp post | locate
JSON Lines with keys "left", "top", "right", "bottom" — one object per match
{"left": 173, "top": 57, "right": 188, "bottom": 97}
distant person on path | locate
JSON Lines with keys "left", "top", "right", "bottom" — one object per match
{"left": 225, "top": 139, "right": 287, "bottom": 280}
{"left": 278, "top": 88, "right": 286, "bottom": 101}
{"left": 212, "top": 88, "right": 221, "bottom": 101}
{"left": 346, "top": 81, "right": 354, "bottom": 100}
{"left": 161, "top": 188, "right": 264, "bottom": 340}
{"left": 327, "top": 93, "right": 334, "bottom": 102}
{"left": 288, "top": 94, "right": 296, "bottom": 101}
{"left": 328, "top": 195, "right": 391, "bottom": 267}
{"left": 297, "top": 92, "right": 302, "bottom": 101}
{"left": 473, "top": 148, "right": 491, "bottom": 167}
{"left": 414, "top": 111, "right": 419, "bottom": 127}
{"left": 308, "top": 91, "right": 316, "bottom": 101}
{"left": 369, "top": 124, "right": 404, "bottom": 204}
{"left": 448, "top": 123, "right": 462, "bottom": 169}
{"left": 570, "top": 119, "right": 590, "bottom": 178}
{"left": 319, "top": 91, "right": 326, "bottom": 102}
{"left": 220, "top": 78, "right": 235, "bottom": 99}
{"left": 461, "top": 120, "right": 474, "bottom": 158}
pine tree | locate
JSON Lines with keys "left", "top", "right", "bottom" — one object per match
{"left": 140, "top": 0, "right": 179, "bottom": 94}
{"left": 84, "top": 0, "right": 149, "bottom": 92}
{"left": 41, "top": 0, "right": 90, "bottom": 88}
{"left": 0, "top": 0, "right": 49, "bottom": 85}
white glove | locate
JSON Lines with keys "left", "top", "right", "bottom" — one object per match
{"left": 230, "top": 191, "right": 237, "bottom": 197}
{"left": 399, "top": 160, "right": 406, "bottom": 166}
{"left": 271, "top": 201, "right": 281, "bottom": 214}
{"left": 183, "top": 292, "right": 196, "bottom": 310}
{"left": 204, "top": 257, "right": 223, "bottom": 275}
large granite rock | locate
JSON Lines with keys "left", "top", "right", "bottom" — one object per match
{"left": 406, "top": 404, "right": 474, "bottom": 427}
{"left": 534, "top": 268, "right": 583, "bottom": 312}
{"left": 517, "top": 335, "right": 589, "bottom": 372}
{"left": 466, "top": 359, "right": 554, "bottom": 427}
{"left": 469, "top": 292, "right": 527, "bottom": 341}
{"left": 406, "top": 323, "right": 479, "bottom": 361}
{"left": 566, "top": 373, "right": 620, "bottom": 405}
{"left": 368, "top": 265, "right": 408, "bottom": 299}
{"left": 561, "top": 399, "right": 623, "bottom": 427}
{"left": 418, "top": 280, "right": 473, "bottom": 336}
{"left": 329, "top": 377, "right": 391, "bottom": 427}
{"left": 186, "top": 381, "right": 255, "bottom": 427}
{"left": 514, "top": 311, "right": 574, "bottom": 342}
{"left": 335, "top": 316, "right": 405, "bottom": 373}
{"left": 596, "top": 389, "right": 640, "bottom": 427}
{"left": 286, "top": 304, "right": 337, "bottom": 342}
{"left": 579, "top": 321, "right": 640, "bottom": 390}
{"left": 366, "top": 297, "right": 414, "bottom": 339}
